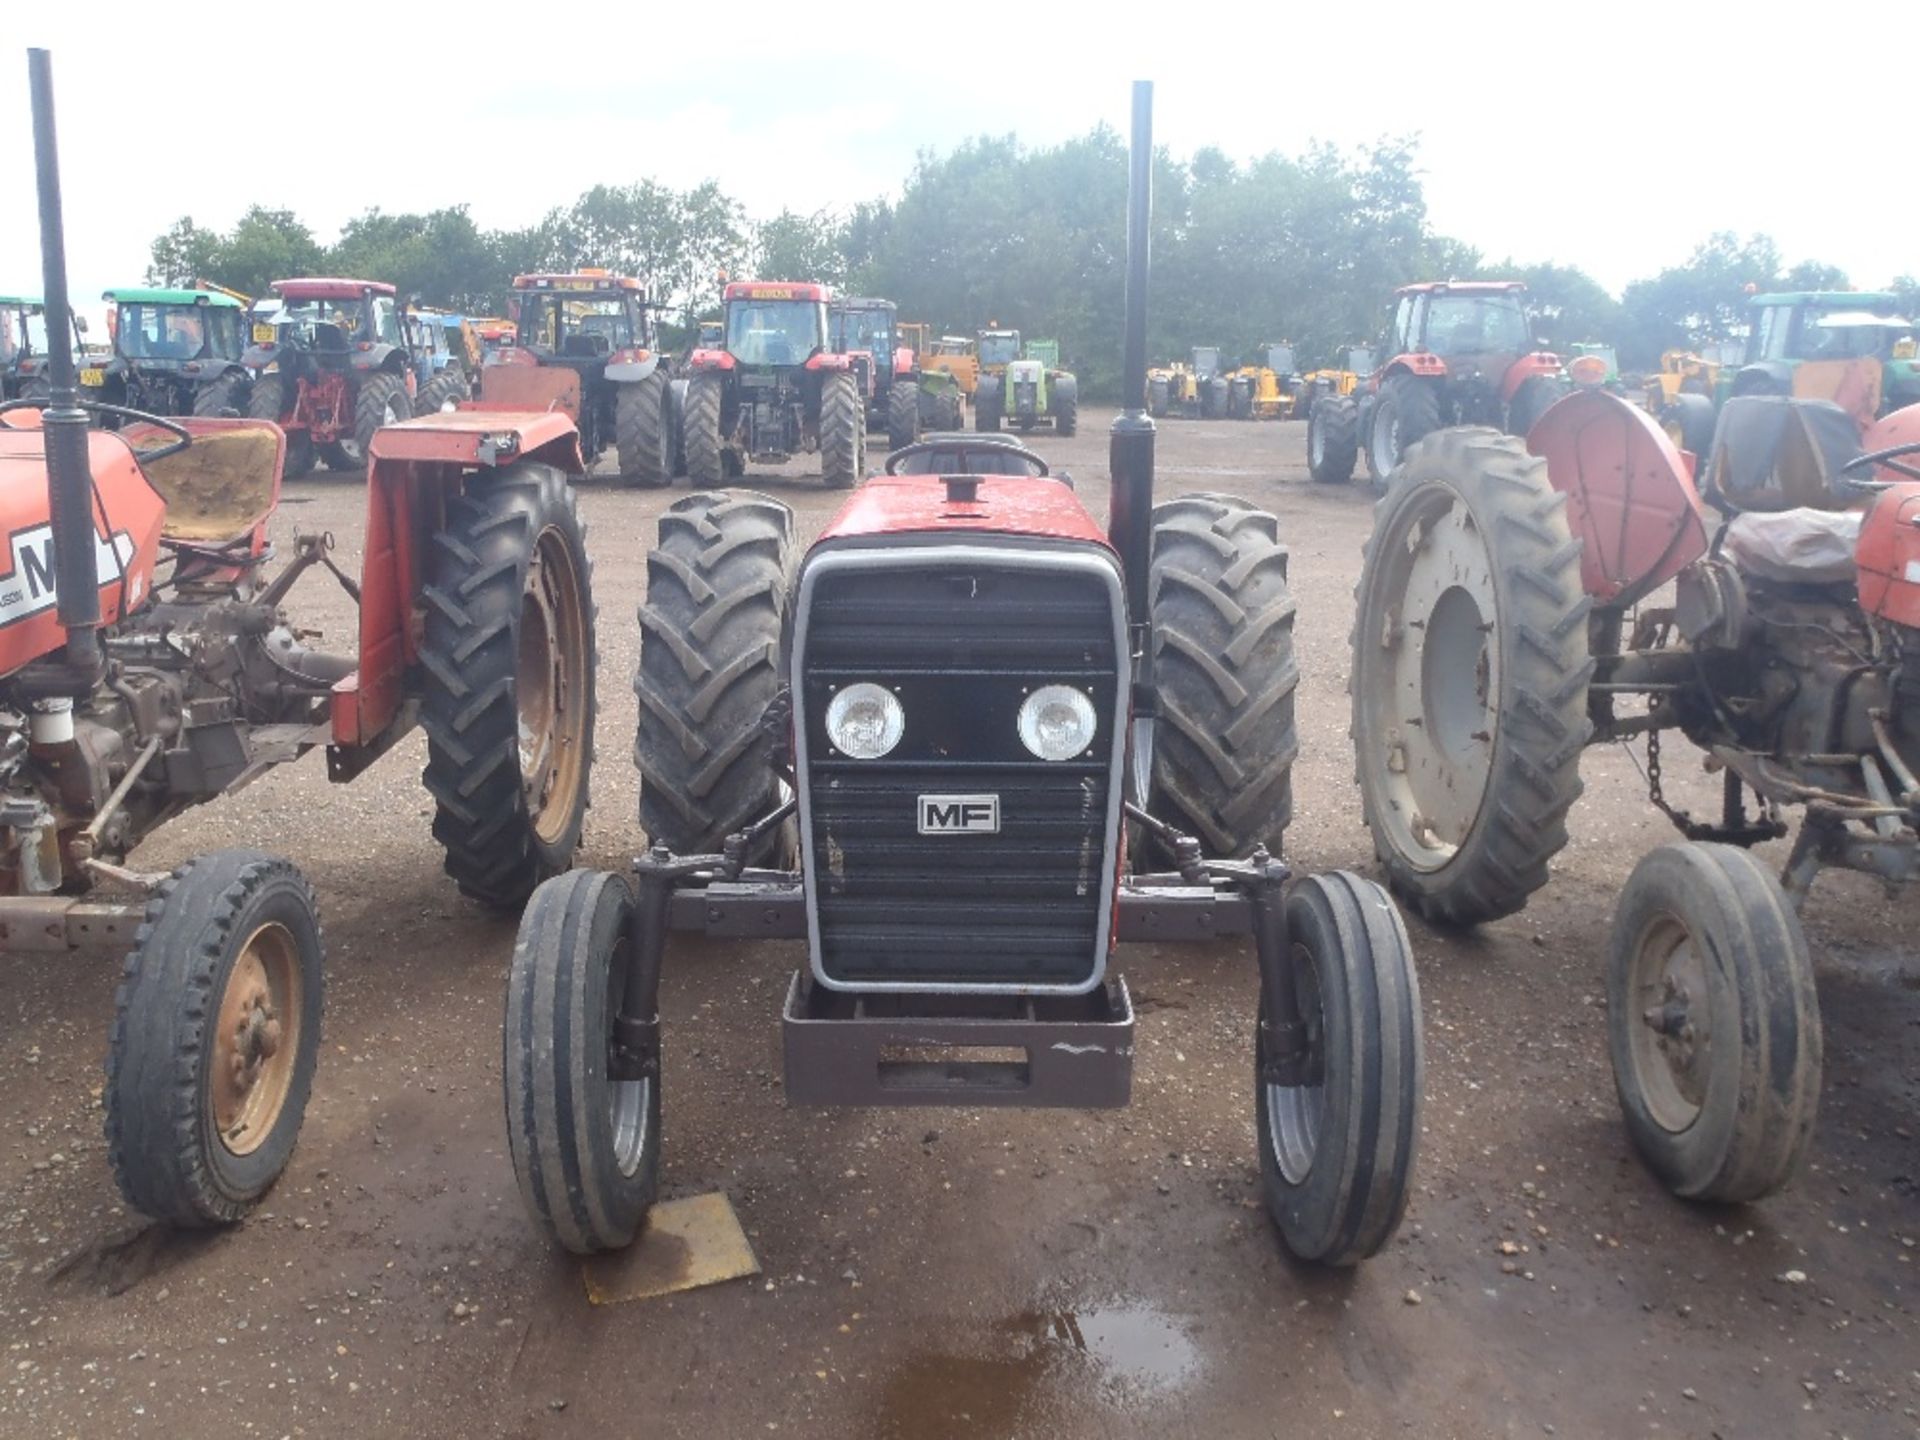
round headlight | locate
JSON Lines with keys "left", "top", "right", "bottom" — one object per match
{"left": 1017, "top": 685, "right": 1097, "bottom": 761}
{"left": 825, "top": 682, "right": 904, "bottom": 759}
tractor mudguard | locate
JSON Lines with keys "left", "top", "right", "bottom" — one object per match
{"left": 1500, "top": 350, "right": 1564, "bottom": 403}
{"left": 350, "top": 343, "right": 405, "bottom": 376}
{"left": 688, "top": 349, "right": 735, "bottom": 372}
{"left": 892, "top": 345, "right": 916, "bottom": 379}
{"left": 1383, "top": 352, "right": 1447, "bottom": 380}
{"left": 1526, "top": 387, "right": 1707, "bottom": 608}
{"left": 334, "top": 408, "right": 586, "bottom": 752}
{"left": 805, "top": 353, "right": 853, "bottom": 372}
{"left": 479, "top": 364, "right": 581, "bottom": 423}
{"left": 603, "top": 348, "right": 662, "bottom": 383}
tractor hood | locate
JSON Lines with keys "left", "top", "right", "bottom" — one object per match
{"left": 1007, "top": 358, "right": 1045, "bottom": 383}
{"left": 815, "top": 474, "right": 1111, "bottom": 549}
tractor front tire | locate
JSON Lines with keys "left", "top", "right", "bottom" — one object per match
{"left": 1145, "top": 495, "right": 1297, "bottom": 858}
{"left": 975, "top": 384, "right": 1002, "bottom": 432}
{"left": 1350, "top": 428, "right": 1592, "bottom": 926}
{"left": 415, "top": 368, "right": 470, "bottom": 417}
{"left": 616, "top": 371, "right": 672, "bottom": 487}
{"left": 886, "top": 379, "right": 919, "bottom": 450}
{"left": 341, "top": 371, "right": 411, "bottom": 471}
{"left": 506, "top": 869, "right": 659, "bottom": 1254}
{"left": 421, "top": 462, "right": 595, "bottom": 908}
{"left": 1148, "top": 375, "right": 1169, "bottom": 418}
{"left": 106, "top": 850, "right": 325, "bottom": 1227}
{"left": 819, "top": 370, "right": 865, "bottom": 488}
{"left": 193, "top": 370, "right": 248, "bottom": 418}
{"left": 1053, "top": 375, "right": 1078, "bottom": 437}
{"left": 684, "top": 372, "right": 727, "bottom": 488}
{"left": 1308, "top": 395, "right": 1360, "bottom": 484}
{"left": 1365, "top": 375, "right": 1441, "bottom": 485}
{"left": 635, "top": 491, "right": 794, "bottom": 854}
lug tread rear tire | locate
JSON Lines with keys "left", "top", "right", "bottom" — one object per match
{"left": 1367, "top": 375, "right": 1441, "bottom": 484}
{"left": 1351, "top": 428, "right": 1592, "bottom": 926}
{"left": 420, "top": 463, "right": 596, "bottom": 908}
{"left": 1309, "top": 395, "right": 1359, "bottom": 484}
{"left": 106, "top": 850, "right": 324, "bottom": 1227}
{"left": 1607, "top": 843, "right": 1820, "bottom": 1202}
{"left": 684, "top": 372, "right": 726, "bottom": 488}
{"left": 415, "top": 368, "right": 470, "bottom": 417}
{"left": 617, "top": 371, "right": 672, "bottom": 486}
{"left": 635, "top": 491, "right": 793, "bottom": 852}
{"left": 506, "top": 869, "right": 658, "bottom": 1254}
{"left": 349, "top": 371, "right": 411, "bottom": 470}
{"left": 886, "top": 379, "right": 919, "bottom": 450}
{"left": 818, "top": 372, "right": 864, "bottom": 488}
{"left": 1148, "top": 494, "right": 1298, "bottom": 856}
{"left": 192, "top": 371, "right": 247, "bottom": 418}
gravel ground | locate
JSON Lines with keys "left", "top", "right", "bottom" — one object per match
{"left": 1, "top": 409, "right": 1915, "bottom": 1439}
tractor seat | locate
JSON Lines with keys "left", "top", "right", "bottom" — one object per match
{"left": 1702, "top": 395, "right": 1864, "bottom": 513}
{"left": 129, "top": 420, "right": 285, "bottom": 545}
{"left": 887, "top": 434, "right": 1049, "bottom": 478}
{"left": 1723, "top": 507, "right": 1861, "bottom": 585}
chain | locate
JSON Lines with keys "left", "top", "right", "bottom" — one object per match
{"left": 1645, "top": 729, "right": 1692, "bottom": 831}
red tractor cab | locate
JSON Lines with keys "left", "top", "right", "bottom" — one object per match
{"left": 1310, "top": 279, "right": 1566, "bottom": 484}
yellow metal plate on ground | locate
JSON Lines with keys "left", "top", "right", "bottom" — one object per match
{"left": 581, "top": 1193, "right": 760, "bottom": 1305}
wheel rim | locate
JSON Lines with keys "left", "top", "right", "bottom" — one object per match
{"left": 1264, "top": 942, "right": 1327, "bottom": 1185}
{"left": 1309, "top": 415, "right": 1324, "bottom": 467}
{"left": 1371, "top": 408, "right": 1399, "bottom": 478}
{"left": 603, "top": 932, "right": 651, "bottom": 1177}
{"left": 1626, "top": 912, "right": 1711, "bottom": 1132}
{"left": 1358, "top": 483, "right": 1499, "bottom": 872}
{"left": 518, "top": 525, "right": 589, "bottom": 845}
{"left": 211, "top": 923, "right": 302, "bottom": 1156}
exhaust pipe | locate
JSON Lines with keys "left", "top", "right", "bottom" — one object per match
{"left": 28, "top": 47, "right": 103, "bottom": 694}
{"left": 1108, "top": 81, "right": 1156, "bottom": 684}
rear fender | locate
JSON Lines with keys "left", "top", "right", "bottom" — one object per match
{"left": 478, "top": 363, "right": 581, "bottom": 423}
{"left": 892, "top": 346, "right": 916, "bottom": 379}
{"left": 688, "top": 349, "right": 735, "bottom": 372}
{"left": 1501, "top": 351, "right": 1564, "bottom": 403}
{"left": 805, "top": 352, "right": 853, "bottom": 372}
{"left": 1526, "top": 387, "right": 1707, "bottom": 608}
{"left": 334, "top": 408, "right": 585, "bottom": 751}
{"left": 604, "top": 348, "right": 661, "bottom": 383}
{"left": 1384, "top": 352, "right": 1446, "bottom": 380}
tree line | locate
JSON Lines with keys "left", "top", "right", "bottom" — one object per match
{"left": 147, "top": 128, "right": 1916, "bottom": 400}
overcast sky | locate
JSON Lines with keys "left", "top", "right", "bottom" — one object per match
{"left": 6, "top": 3, "right": 1916, "bottom": 328}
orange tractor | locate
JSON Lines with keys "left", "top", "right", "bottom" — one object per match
{"left": 2, "top": 50, "right": 596, "bottom": 1227}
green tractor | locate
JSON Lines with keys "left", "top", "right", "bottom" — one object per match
{"left": 974, "top": 332, "right": 1077, "bottom": 436}
{"left": 90, "top": 287, "right": 252, "bottom": 417}
{"left": 1, "top": 293, "right": 89, "bottom": 403}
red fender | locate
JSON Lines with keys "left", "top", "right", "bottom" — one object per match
{"left": 805, "top": 352, "right": 853, "bottom": 372}
{"left": 1526, "top": 388, "right": 1707, "bottom": 608}
{"left": 688, "top": 349, "right": 735, "bottom": 372}
{"left": 891, "top": 345, "right": 916, "bottom": 379}
{"left": 1382, "top": 352, "right": 1446, "bottom": 380}
{"left": 1501, "top": 351, "right": 1564, "bottom": 403}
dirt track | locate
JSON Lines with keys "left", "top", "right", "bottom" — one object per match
{"left": 2, "top": 410, "right": 1916, "bottom": 1439}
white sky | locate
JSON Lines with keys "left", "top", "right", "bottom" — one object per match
{"left": 5, "top": 1, "right": 1916, "bottom": 328}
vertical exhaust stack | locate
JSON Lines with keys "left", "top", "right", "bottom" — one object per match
{"left": 1109, "top": 81, "right": 1157, "bottom": 684}
{"left": 28, "top": 47, "right": 103, "bottom": 690}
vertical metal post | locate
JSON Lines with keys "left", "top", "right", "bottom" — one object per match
{"left": 28, "top": 48, "right": 102, "bottom": 683}
{"left": 1109, "top": 80, "right": 1157, "bottom": 687}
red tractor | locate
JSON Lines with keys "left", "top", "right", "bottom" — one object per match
{"left": 1350, "top": 385, "right": 1920, "bottom": 1204}
{"left": 481, "top": 269, "right": 673, "bottom": 485}
{"left": 3, "top": 50, "right": 596, "bottom": 1227}
{"left": 242, "top": 278, "right": 425, "bottom": 477}
{"left": 1309, "top": 280, "right": 1566, "bottom": 485}
{"left": 682, "top": 281, "right": 866, "bottom": 488}
{"left": 502, "top": 84, "right": 1426, "bottom": 1272}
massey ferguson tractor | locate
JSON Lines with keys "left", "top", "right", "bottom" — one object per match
{"left": 242, "top": 278, "right": 424, "bottom": 477}
{"left": 503, "top": 82, "right": 1425, "bottom": 1272}
{"left": 682, "top": 281, "right": 865, "bottom": 488}
{"left": 481, "top": 269, "right": 672, "bottom": 485}
{"left": 830, "top": 296, "right": 922, "bottom": 449}
{"left": 85, "top": 287, "right": 252, "bottom": 418}
{"left": 1349, "top": 384, "right": 1920, "bottom": 1205}
{"left": 4, "top": 49, "right": 595, "bottom": 1228}
{"left": 1308, "top": 280, "right": 1565, "bottom": 485}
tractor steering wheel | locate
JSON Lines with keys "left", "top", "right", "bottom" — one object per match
{"left": 0, "top": 396, "right": 194, "bottom": 463}
{"left": 884, "top": 437, "right": 1049, "bottom": 476}
{"left": 1842, "top": 439, "right": 1920, "bottom": 484}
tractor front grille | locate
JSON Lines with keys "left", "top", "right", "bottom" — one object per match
{"left": 793, "top": 543, "right": 1127, "bottom": 992}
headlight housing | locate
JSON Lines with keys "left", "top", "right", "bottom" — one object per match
{"left": 1017, "top": 685, "right": 1097, "bottom": 761}
{"left": 825, "top": 682, "right": 905, "bottom": 759}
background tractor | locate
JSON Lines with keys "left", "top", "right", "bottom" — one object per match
{"left": 1147, "top": 346, "right": 1229, "bottom": 419}
{"left": 242, "top": 278, "right": 423, "bottom": 477}
{"left": 5, "top": 48, "right": 596, "bottom": 1229}
{"left": 1308, "top": 280, "right": 1565, "bottom": 485}
{"left": 406, "top": 306, "right": 483, "bottom": 415}
{"left": 895, "top": 320, "right": 967, "bottom": 431}
{"left": 504, "top": 81, "right": 1423, "bottom": 1276}
{"left": 923, "top": 333, "right": 979, "bottom": 405}
{"left": 1348, "top": 385, "right": 1920, "bottom": 1207}
{"left": 682, "top": 280, "right": 865, "bottom": 488}
{"left": 1227, "top": 342, "right": 1305, "bottom": 420}
{"left": 85, "top": 287, "right": 252, "bottom": 419}
{"left": 830, "top": 296, "right": 922, "bottom": 449}
{"left": 975, "top": 333, "right": 1077, "bottom": 435}
{"left": 482, "top": 269, "right": 673, "bottom": 486}
{"left": 2, "top": 293, "right": 90, "bottom": 403}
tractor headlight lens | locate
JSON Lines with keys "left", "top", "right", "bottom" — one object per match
{"left": 825, "top": 682, "right": 904, "bottom": 760}
{"left": 1017, "top": 685, "right": 1097, "bottom": 761}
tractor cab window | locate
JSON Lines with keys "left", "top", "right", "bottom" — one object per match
{"left": 1390, "top": 296, "right": 1416, "bottom": 353}
{"left": 1751, "top": 305, "right": 1789, "bottom": 362}
{"left": 978, "top": 333, "right": 1020, "bottom": 367}
{"left": 518, "top": 294, "right": 636, "bottom": 357}
{"left": 116, "top": 303, "right": 207, "bottom": 360}
{"left": 834, "top": 309, "right": 890, "bottom": 355}
{"left": 2, "top": 307, "right": 47, "bottom": 362}
{"left": 1792, "top": 306, "right": 1913, "bottom": 362}
{"left": 1349, "top": 346, "right": 1375, "bottom": 377}
{"left": 725, "top": 299, "right": 824, "bottom": 366}
{"left": 370, "top": 297, "right": 403, "bottom": 347}
{"left": 1420, "top": 295, "right": 1529, "bottom": 357}
{"left": 279, "top": 297, "right": 367, "bottom": 349}
{"left": 205, "top": 306, "right": 245, "bottom": 360}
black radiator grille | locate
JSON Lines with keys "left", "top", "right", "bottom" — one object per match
{"left": 799, "top": 554, "right": 1122, "bottom": 989}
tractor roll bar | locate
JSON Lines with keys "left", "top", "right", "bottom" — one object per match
{"left": 1109, "top": 80, "right": 1157, "bottom": 692}
{"left": 28, "top": 48, "right": 102, "bottom": 691}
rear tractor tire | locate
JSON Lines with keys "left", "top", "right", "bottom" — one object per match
{"left": 1349, "top": 428, "right": 1593, "bottom": 926}
{"left": 1308, "top": 394, "right": 1359, "bottom": 484}
{"left": 415, "top": 368, "right": 470, "bottom": 417}
{"left": 886, "top": 379, "right": 919, "bottom": 450}
{"left": 819, "top": 370, "right": 865, "bottom": 488}
{"left": 635, "top": 491, "right": 795, "bottom": 854}
{"left": 1607, "top": 842, "right": 1820, "bottom": 1202}
{"left": 1507, "top": 374, "right": 1566, "bottom": 440}
{"left": 247, "top": 373, "right": 315, "bottom": 478}
{"left": 1365, "top": 374, "right": 1441, "bottom": 485}
{"left": 420, "top": 462, "right": 596, "bottom": 908}
{"left": 1052, "top": 374, "right": 1078, "bottom": 437}
{"left": 1143, "top": 494, "right": 1297, "bottom": 858}
{"left": 106, "top": 850, "right": 325, "bottom": 1227}
{"left": 193, "top": 370, "right": 248, "bottom": 418}
{"left": 340, "top": 370, "right": 411, "bottom": 471}
{"left": 616, "top": 370, "right": 672, "bottom": 487}
{"left": 683, "top": 371, "right": 726, "bottom": 488}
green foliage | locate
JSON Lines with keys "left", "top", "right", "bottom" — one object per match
{"left": 754, "top": 209, "right": 848, "bottom": 289}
